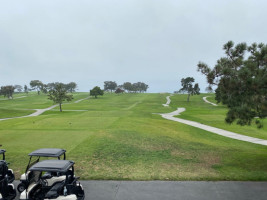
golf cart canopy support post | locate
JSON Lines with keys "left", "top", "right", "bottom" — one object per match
{"left": 0, "top": 149, "right": 6, "bottom": 160}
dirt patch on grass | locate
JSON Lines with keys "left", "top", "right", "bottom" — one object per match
{"left": 199, "top": 153, "right": 221, "bottom": 168}
{"left": 171, "top": 150, "right": 192, "bottom": 159}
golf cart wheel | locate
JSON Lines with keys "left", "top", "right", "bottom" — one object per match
{"left": 17, "top": 183, "right": 26, "bottom": 193}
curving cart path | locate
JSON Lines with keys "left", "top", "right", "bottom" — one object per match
{"left": 203, "top": 96, "right": 217, "bottom": 106}
{"left": 160, "top": 95, "right": 267, "bottom": 146}
{"left": 162, "top": 94, "right": 173, "bottom": 107}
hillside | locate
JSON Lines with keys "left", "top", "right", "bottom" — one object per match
{"left": 0, "top": 92, "right": 267, "bottom": 181}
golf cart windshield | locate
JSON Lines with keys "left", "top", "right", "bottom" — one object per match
{"left": 26, "top": 158, "right": 39, "bottom": 172}
{"left": 28, "top": 170, "right": 42, "bottom": 185}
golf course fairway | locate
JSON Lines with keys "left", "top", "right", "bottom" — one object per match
{"left": 0, "top": 92, "right": 267, "bottom": 181}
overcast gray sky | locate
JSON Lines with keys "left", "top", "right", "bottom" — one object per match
{"left": 1, "top": 0, "right": 267, "bottom": 93}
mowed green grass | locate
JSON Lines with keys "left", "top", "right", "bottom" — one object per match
{"left": 0, "top": 92, "right": 267, "bottom": 181}
{"left": 0, "top": 92, "right": 88, "bottom": 118}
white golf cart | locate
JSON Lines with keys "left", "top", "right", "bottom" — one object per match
{"left": 18, "top": 148, "right": 66, "bottom": 193}
{"left": 19, "top": 160, "right": 85, "bottom": 200}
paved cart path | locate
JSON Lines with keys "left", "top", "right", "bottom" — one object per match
{"left": 13, "top": 181, "right": 267, "bottom": 200}
{"left": 203, "top": 96, "right": 217, "bottom": 106}
{"left": 0, "top": 96, "right": 90, "bottom": 121}
{"left": 0, "top": 96, "right": 27, "bottom": 101}
{"left": 75, "top": 96, "right": 90, "bottom": 103}
{"left": 162, "top": 94, "right": 173, "bottom": 107}
{"left": 160, "top": 96, "right": 267, "bottom": 146}
{"left": 0, "top": 104, "right": 59, "bottom": 121}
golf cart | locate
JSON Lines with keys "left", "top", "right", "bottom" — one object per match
{"left": 18, "top": 148, "right": 66, "bottom": 193}
{"left": 19, "top": 160, "right": 85, "bottom": 200}
{"left": 0, "top": 151, "right": 16, "bottom": 200}
{"left": 0, "top": 150, "right": 15, "bottom": 183}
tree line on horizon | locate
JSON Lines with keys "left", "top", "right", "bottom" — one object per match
{"left": 0, "top": 80, "right": 77, "bottom": 99}
{"left": 104, "top": 81, "right": 149, "bottom": 94}
{"left": 29, "top": 80, "right": 77, "bottom": 95}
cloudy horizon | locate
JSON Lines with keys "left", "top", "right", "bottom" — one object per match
{"left": 1, "top": 0, "right": 267, "bottom": 93}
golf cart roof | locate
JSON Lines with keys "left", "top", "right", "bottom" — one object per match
{"left": 0, "top": 149, "right": 6, "bottom": 155}
{"left": 28, "top": 148, "right": 66, "bottom": 157}
{"left": 29, "top": 160, "right": 74, "bottom": 173}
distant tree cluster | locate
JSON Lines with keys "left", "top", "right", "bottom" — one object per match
{"left": 104, "top": 81, "right": 149, "bottom": 93}
{"left": 0, "top": 83, "right": 32, "bottom": 99}
{"left": 0, "top": 86, "right": 15, "bottom": 99}
{"left": 14, "top": 85, "right": 23, "bottom": 93}
{"left": 122, "top": 82, "right": 149, "bottom": 93}
{"left": 30, "top": 80, "right": 77, "bottom": 95}
{"left": 104, "top": 81, "right": 117, "bottom": 93}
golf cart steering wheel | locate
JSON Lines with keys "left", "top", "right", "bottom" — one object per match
{"left": 40, "top": 177, "right": 48, "bottom": 186}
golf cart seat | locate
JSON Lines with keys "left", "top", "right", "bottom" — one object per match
{"left": 44, "top": 181, "right": 65, "bottom": 199}
{"left": 0, "top": 177, "right": 16, "bottom": 200}
{"left": 0, "top": 161, "right": 8, "bottom": 179}
{"left": 41, "top": 172, "right": 65, "bottom": 187}
{"left": 0, "top": 169, "right": 6, "bottom": 181}
{"left": 7, "top": 169, "right": 14, "bottom": 183}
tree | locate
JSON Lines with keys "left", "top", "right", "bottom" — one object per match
{"left": 0, "top": 86, "right": 15, "bottom": 99}
{"left": 122, "top": 82, "right": 132, "bottom": 93}
{"left": 198, "top": 41, "right": 267, "bottom": 128}
{"left": 90, "top": 86, "right": 104, "bottom": 98}
{"left": 47, "top": 83, "right": 73, "bottom": 112}
{"left": 104, "top": 81, "right": 117, "bottom": 93}
{"left": 14, "top": 85, "right": 23, "bottom": 93}
{"left": 132, "top": 83, "right": 138, "bottom": 93}
{"left": 41, "top": 84, "right": 48, "bottom": 94}
{"left": 135, "top": 82, "right": 149, "bottom": 93}
{"left": 141, "top": 82, "right": 149, "bottom": 92}
{"left": 205, "top": 86, "right": 213, "bottom": 94}
{"left": 179, "top": 77, "right": 200, "bottom": 102}
{"left": 24, "top": 85, "right": 29, "bottom": 94}
{"left": 30, "top": 80, "right": 43, "bottom": 95}
{"left": 65, "top": 82, "right": 77, "bottom": 93}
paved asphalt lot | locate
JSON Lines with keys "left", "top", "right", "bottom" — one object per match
{"left": 13, "top": 181, "right": 267, "bottom": 200}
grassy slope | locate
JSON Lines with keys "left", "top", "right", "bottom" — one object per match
{"left": 0, "top": 92, "right": 88, "bottom": 118}
{"left": 0, "top": 93, "right": 267, "bottom": 181}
